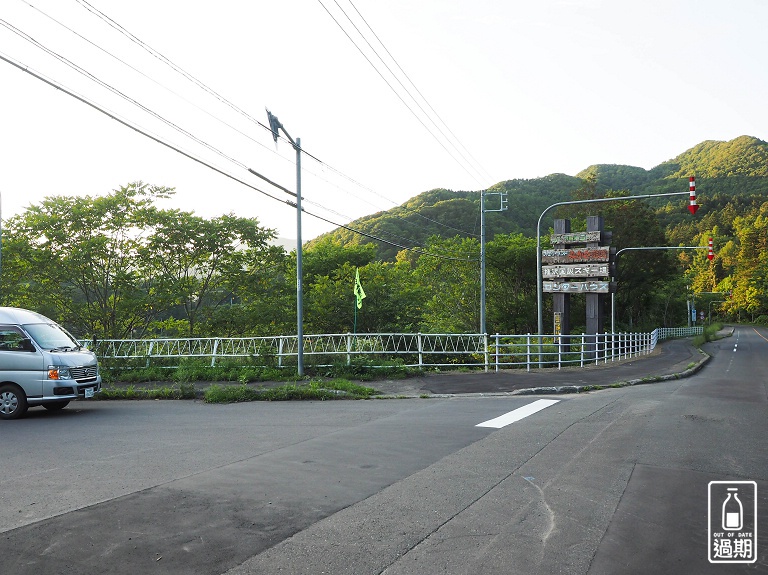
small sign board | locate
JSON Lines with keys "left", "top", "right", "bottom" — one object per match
{"left": 543, "top": 280, "right": 613, "bottom": 293}
{"left": 550, "top": 231, "right": 601, "bottom": 245}
{"left": 542, "top": 263, "right": 609, "bottom": 279}
{"left": 542, "top": 247, "right": 611, "bottom": 264}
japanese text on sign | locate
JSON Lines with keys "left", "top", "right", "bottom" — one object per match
{"left": 542, "top": 264, "right": 609, "bottom": 279}
{"left": 542, "top": 247, "right": 611, "bottom": 264}
{"left": 543, "top": 281, "right": 612, "bottom": 293}
{"left": 550, "top": 231, "right": 601, "bottom": 245}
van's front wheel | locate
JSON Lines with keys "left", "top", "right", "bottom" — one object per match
{"left": 0, "top": 384, "right": 28, "bottom": 420}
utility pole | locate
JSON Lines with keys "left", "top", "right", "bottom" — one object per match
{"left": 480, "top": 190, "right": 507, "bottom": 336}
{"left": 265, "top": 109, "right": 305, "bottom": 376}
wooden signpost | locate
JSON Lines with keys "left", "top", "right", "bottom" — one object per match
{"left": 543, "top": 217, "right": 615, "bottom": 356}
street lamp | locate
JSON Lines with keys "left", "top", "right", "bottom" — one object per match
{"left": 536, "top": 191, "right": 692, "bottom": 343}
{"left": 264, "top": 109, "right": 305, "bottom": 376}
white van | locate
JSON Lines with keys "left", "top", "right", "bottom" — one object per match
{"left": 0, "top": 307, "right": 101, "bottom": 420}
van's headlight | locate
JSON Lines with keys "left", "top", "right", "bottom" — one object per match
{"left": 48, "top": 366, "right": 72, "bottom": 380}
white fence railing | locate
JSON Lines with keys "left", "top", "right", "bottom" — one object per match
{"left": 655, "top": 326, "right": 703, "bottom": 341}
{"left": 80, "top": 327, "right": 701, "bottom": 370}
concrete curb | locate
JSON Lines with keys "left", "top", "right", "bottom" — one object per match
{"left": 510, "top": 328, "right": 734, "bottom": 397}
{"left": 421, "top": 339, "right": 721, "bottom": 400}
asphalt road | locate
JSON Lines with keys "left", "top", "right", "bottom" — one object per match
{"left": 1, "top": 327, "right": 766, "bottom": 574}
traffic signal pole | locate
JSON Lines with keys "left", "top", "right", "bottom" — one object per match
{"left": 536, "top": 190, "right": 694, "bottom": 364}
{"left": 611, "top": 245, "right": 709, "bottom": 333}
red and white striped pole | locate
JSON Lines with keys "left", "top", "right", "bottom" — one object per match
{"left": 688, "top": 176, "right": 698, "bottom": 214}
{"left": 708, "top": 237, "right": 714, "bottom": 261}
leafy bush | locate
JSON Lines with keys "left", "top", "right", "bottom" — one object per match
{"left": 693, "top": 323, "right": 724, "bottom": 346}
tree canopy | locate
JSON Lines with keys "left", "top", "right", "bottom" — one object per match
{"left": 3, "top": 136, "right": 767, "bottom": 337}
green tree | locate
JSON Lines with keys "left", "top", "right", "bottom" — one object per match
{"left": 415, "top": 236, "right": 480, "bottom": 332}
{"left": 145, "top": 211, "right": 278, "bottom": 336}
{"left": 304, "top": 259, "right": 425, "bottom": 334}
{"left": 3, "top": 182, "right": 171, "bottom": 337}
{"left": 1, "top": 182, "right": 284, "bottom": 339}
{"left": 727, "top": 204, "right": 768, "bottom": 320}
{"left": 485, "top": 233, "right": 538, "bottom": 333}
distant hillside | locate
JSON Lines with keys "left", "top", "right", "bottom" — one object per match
{"left": 310, "top": 135, "right": 768, "bottom": 260}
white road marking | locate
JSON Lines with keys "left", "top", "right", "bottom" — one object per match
{"left": 476, "top": 399, "right": 560, "bottom": 428}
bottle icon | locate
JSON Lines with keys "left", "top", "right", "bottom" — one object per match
{"left": 722, "top": 488, "right": 743, "bottom": 531}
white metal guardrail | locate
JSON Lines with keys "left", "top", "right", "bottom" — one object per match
{"left": 78, "top": 327, "right": 702, "bottom": 370}
{"left": 655, "top": 326, "right": 703, "bottom": 341}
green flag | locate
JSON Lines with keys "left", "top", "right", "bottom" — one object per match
{"left": 354, "top": 268, "right": 366, "bottom": 309}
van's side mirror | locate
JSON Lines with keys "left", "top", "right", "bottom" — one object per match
{"left": 19, "top": 338, "right": 36, "bottom": 352}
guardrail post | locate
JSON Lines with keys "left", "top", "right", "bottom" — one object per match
{"left": 526, "top": 334, "right": 531, "bottom": 372}
{"left": 346, "top": 332, "right": 352, "bottom": 366}
{"left": 619, "top": 332, "right": 623, "bottom": 360}
{"left": 598, "top": 333, "right": 603, "bottom": 364}
{"left": 494, "top": 333, "right": 500, "bottom": 372}
{"left": 146, "top": 340, "right": 154, "bottom": 368}
{"left": 278, "top": 337, "right": 284, "bottom": 368}
{"left": 580, "top": 333, "right": 585, "bottom": 367}
{"left": 418, "top": 333, "right": 423, "bottom": 369}
{"left": 211, "top": 338, "right": 220, "bottom": 367}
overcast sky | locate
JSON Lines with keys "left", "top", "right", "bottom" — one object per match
{"left": 1, "top": 0, "right": 765, "bottom": 241}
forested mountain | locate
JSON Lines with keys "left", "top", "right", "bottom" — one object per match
{"left": 3, "top": 136, "right": 766, "bottom": 340}
{"left": 312, "top": 135, "right": 768, "bottom": 261}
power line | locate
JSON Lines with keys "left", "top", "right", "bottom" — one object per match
{"left": 73, "top": 0, "right": 274, "bottom": 136}
{"left": 5, "top": 13, "right": 474, "bottom": 250}
{"left": 20, "top": 0, "right": 291, "bottom": 163}
{"left": 316, "top": 0, "right": 492, "bottom": 186}
{"left": 315, "top": 0, "right": 486, "bottom": 187}
{"left": 0, "top": 50, "right": 476, "bottom": 263}
{"left": 343, "top": 0, "right": 493, "bottom": 183}
{"left": 301, "top": 196, "right": 480, "bottom": 258}
{"left": 0, "top": 19, "right": 252, "bottom": 174}
{"left": 324, "top": 0, "right": 487, "bottom": 184}
{"left": 70, "top": 0, "right": 479, "bottom": 239}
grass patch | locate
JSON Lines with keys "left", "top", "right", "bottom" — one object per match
{"left": 102, "top": 358, "right": 419, "bottom": 386}
{"left": 693, "top": 322, "right": 723, "bottom": 346}
{"left": 580, "top": 385, "right": 604, "bottom": 392}
{"left": 203, "top": 379, "right": 381, "bottom": 403}
{"left": 98, "top": 383, "right": 196, "bottom": 400}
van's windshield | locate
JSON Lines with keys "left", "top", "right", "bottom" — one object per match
{"left": 23, "top": 323, "right": 80, "bottom": 351}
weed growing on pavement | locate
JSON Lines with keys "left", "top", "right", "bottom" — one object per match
{"left": 99, "top": 383, "right": 196, "bottom": 400}
{"left": 203, "top": 379, "right": 381, "bottom": 403}
{"left": 693, "top": 323, "right": 723, "bottom": 346}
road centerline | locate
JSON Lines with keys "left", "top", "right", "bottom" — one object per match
{"left": 476, "top": 399, "right": 560, "bottom": 428}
